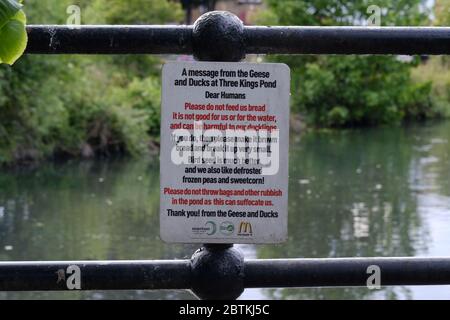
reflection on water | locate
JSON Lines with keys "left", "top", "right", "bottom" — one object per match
{"left": 1, "top": 122, "right": 450, "bottom": 299}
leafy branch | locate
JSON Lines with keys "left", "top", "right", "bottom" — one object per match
{"left": 0, "top": 0, "right": 27, "bottom": 65}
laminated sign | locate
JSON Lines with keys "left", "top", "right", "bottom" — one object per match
{"left": 160, "top": 61, "right": 290, "bottom": 244}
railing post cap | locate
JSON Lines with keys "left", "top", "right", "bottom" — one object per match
{"left": 190, "top": 245, "right": 244, "bottom": 300}
{"left": 192, "top": 11, "right": 246, "bottom": 62}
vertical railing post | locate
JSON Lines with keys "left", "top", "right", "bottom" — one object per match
{"left": 189, "top": 11, "right": 246, "bottom": 300}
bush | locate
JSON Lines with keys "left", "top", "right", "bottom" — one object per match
{"left": 0, "top": 0, "right": 183, "bottom": 164}
{"left": 411, "top": 57, "right": 450, "bottom": 119}
{"left": 295, "top": 56, "right": 432, "bottom": 127}
{"left": 259, "top": 0, "right": 437, "bottom": 128}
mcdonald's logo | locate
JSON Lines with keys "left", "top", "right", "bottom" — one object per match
{"left": 238, "top": 222, "right": 253, "bottom": 236}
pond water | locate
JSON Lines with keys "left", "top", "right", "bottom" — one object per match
{"left": 1, "top": 121, "right": 450, "bottom": 300}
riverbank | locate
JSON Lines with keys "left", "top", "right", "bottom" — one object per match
{"left": 4, "top": 117, "right": 450, "bottom": 168}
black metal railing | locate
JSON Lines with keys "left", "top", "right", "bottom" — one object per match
{"left": 3, "top": 10, "right": 450, "bottom": 300}
{"left": 26, "top": 26, "right": 450, "bottom": 55}
{"left": 2, "top": 257, "right": 450, "bottom": 299}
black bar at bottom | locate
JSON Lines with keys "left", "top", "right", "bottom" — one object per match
{"left": 244, "top": 257, "right": 450, "bottom": 287}
{"left": 0, "top": 260, "right": 192, "bottom": 291}
{"left": 1, "top": 257, "right": 450, "bottom": 291}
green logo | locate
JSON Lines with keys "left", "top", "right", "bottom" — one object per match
{"left": 220, "top": 221, "right": 234, "bottom": 235}
{"left": 205, "top": 221, "right": 216, "bottom": 235}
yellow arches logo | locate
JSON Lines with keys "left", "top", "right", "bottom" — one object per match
{"left": 238, "top": 222, "right": 253, "bottom": 236}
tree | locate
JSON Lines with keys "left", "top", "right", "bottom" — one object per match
{"left": 259, "top": 0, "right": 435, "bottom": 127}
{"left": 0, "top": 0, "right": 183, "bottom": 164}
{"left": 86, "top": 0, "right": 183, "bottom": 24}
{"left": 179, "top": 0, "right": 218, "bottom": 24}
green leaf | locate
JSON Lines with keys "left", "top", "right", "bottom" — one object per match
{"left": 0, "top": 0, "right": 22, "bottom": 28}
{"left": 0, "top": 0, "right": 27, "bottom": 65}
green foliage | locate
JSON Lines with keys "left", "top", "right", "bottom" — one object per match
{"left": 0, "top": 55, "right": 68, "bottom": 163}
{"left": 296, "top": 56, "right": 434, "bottom": 126}
{"left": 1, "top": 0, "right": 446, "bottom": 164}
{"left": 110, "top": 77, "right": 162, "bottom": 136}
{"left": 0, "top": 0, "right": 182, "bottom": 164}
{"left": 261, "top": 0, "right": 436, "bottom": 127}
{"left": 261, "top": 0, "right": 429, "bottom": 26}
{"left": 435, "top": 0, "right": 450, "bottom": 25}
{"left": 85, "top": 0, "right": 183, "bottom": 24}
{"left": 0, "top": 0, "right": 27, "bottom": 65}
{"left": 433, "top": 1, "right": 450, "bottom": 65}
{"left": 412, "top": 57, "right": 450, "bottom": 118}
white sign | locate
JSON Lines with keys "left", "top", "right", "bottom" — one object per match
{"left": 160, "top": 62, "right": 290, "bottom": 243}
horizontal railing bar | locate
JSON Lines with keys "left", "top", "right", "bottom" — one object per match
{"left": 26, "top": 25, "right": 193, "bottom": 54}
{"left": 245, "top": 257, "right": 450, "bottom": 288}
{"left": 245, "top": 26, "right": 450, "bottom": 55}
{"left": 1, "top": 257, "right": 450, "bottom": 291}
{"left": 25, "top": 25, "right": 450, "bottom": 55}
{"left": 0, "top": 260, "right": 192, "bottom": 291}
